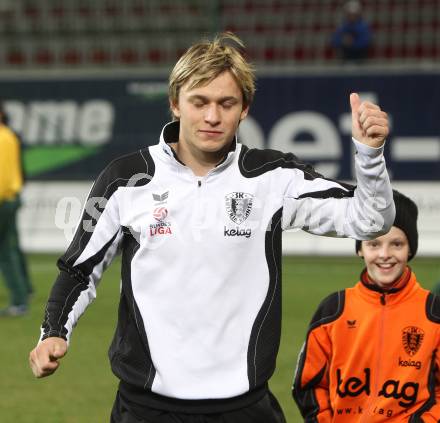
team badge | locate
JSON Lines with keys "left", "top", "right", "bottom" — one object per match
{"left": 402, "top": 326, "right": 424, "bottom": 356}
{"left": 225, "top": 192, "right": 254, "bottom": 225}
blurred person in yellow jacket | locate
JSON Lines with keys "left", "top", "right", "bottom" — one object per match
{"left": 0, "top": 102, "right": 33, "bottom": 316}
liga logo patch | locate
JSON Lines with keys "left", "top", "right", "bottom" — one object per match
{"left": 225, "top": 192, "right": 254, "bottom": 225}
{"left": 153, "top": 207, "right": 168, "bottom": 221}
{"left": 402, "top": 326, "right": 424, "bottom": 356}
{"left": 149, "top": 193, "right": 172, "bottom": 236}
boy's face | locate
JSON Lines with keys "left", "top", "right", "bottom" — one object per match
{"left": 170, "top": 70, "right": 248, "bottom": 158}
{"left": 358, "top": 226, "right": 410, "bottom": 288}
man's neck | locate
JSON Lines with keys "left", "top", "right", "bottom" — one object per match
{"left": 170, "top": 142, "right": 229, "bottom": 177}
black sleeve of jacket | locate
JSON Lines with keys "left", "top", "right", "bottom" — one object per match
{"left": 41, "top": 149, "right": 155, "bottom": 341}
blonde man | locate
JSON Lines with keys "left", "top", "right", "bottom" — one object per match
{"left": 30, "top": 33, "right": 394, "bottom": 423}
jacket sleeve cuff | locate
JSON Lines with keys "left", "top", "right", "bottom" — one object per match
{"left": 352, "top": 137, "right": 385, "bottom": 158}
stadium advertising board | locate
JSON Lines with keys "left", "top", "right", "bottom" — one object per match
{"left": 2, "top": 72, "right": 438, "bottom": 254}
{"left": 1, "top": 72, "right": 439, "bottom": 181}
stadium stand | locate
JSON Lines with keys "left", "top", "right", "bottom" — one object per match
{"left": 0, "top": 0, "right": 439, "bottom": 68}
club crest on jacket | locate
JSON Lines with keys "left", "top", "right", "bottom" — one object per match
{"left": 225, "top": 192, "right": 253, "bottom": 225}
{"left": 402, "top": 326, "right": 424, "bottom": 357}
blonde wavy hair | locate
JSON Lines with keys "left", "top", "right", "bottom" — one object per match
{"left": 169, "top": 32, "right": 255, "bottom": 119}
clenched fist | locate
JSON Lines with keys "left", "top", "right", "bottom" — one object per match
{"left": 29, "top": 337, "right": 68, "bottom": 378}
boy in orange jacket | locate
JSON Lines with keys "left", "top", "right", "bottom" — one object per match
{"left": 293, "top": 191, "right": 440, "bottom": 422}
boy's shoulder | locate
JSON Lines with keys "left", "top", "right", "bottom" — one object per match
{"left": 309, "top": 290, "right": 346, "bottom": 330}
{"left": 425, "top": 291, "right": 440, "bottom": 323}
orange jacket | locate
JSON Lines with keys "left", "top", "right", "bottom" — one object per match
{"left": 293, "top": 269, "right": 440, "bottom": 422}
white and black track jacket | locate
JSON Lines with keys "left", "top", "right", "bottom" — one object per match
{"left": 40, "top": 121, "right": 395, "bottom": 412}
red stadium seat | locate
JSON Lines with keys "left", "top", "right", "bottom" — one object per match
{"left": 63, "top": 48, "right": 82, "bottom": 65}
{"left": 6, "top": 49, "right": 26, "bottom": 66}
{"left": 119, "top": 48, "right": 139, "bottom": 64}
{"left": 90, "top": 48, "right": 111, "bottom": 64}
{"left": 34, "top": 48, "right": 55, "bottom": 65}
{"left": 147, "top": 48, "right": 163, "bottom": 64}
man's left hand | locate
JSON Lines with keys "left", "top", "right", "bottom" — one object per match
{"left": 350, "top": 92, "right": 389, "bottom": 148}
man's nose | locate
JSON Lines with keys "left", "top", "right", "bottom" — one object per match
{"left": 204, "top": 104, "right": 220, "bottom": 125}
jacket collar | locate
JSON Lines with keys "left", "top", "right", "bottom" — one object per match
{"left": 158, "top": 121, "right": 238, "bottom": 170}
{"left": 356, "top": 267, "right": 419, "bottom": 305}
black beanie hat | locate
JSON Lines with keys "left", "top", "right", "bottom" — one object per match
{"left": 355, "top": 190, "right": 418, "bottom": 261}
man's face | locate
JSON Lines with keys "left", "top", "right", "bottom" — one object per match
{"left": 170, "top": 71, "right": 248, "bottom": 157}
{"left": 359, "top": 226, "right": 410, "bottom": 288}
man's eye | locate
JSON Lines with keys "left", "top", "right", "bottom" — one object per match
{"left": 223, "top": 100, "right": 239, "bottom": 109}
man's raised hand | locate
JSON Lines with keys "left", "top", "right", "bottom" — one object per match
{"left": 350, "top": 92, "right": 389, "bottom": 148}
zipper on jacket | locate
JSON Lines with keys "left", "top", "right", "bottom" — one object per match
{"left": 361, "top": 293, "right": 387, "bottom": 423}
{"left": 193, "top": 178, "right": 204, "bottom": 239}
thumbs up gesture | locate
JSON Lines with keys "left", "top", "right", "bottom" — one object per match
{"left": 350, "top": 93, "right": 389, "bottom": 148}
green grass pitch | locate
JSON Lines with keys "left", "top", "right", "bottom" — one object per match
{"left": 0, "top": 254, "right": 438, "bottom": 423}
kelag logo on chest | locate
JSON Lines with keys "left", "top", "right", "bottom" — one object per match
{"left": 224, "top": 192, "right": 253, "bottom": 238}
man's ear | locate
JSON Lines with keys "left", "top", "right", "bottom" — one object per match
{"left": 357, "top": 249, "right": 364, "bottom": 258}
{"left": 170, "top": 100, "right": 180, "bottom": 119}
{"left": 239, "top": 105, "right": 249, "bottom": 121}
